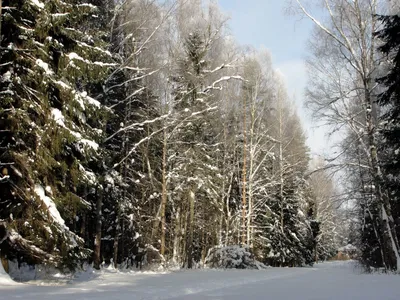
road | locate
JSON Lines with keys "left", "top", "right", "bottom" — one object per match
{"left": 0, "top": 261, "right": 399, "bottom": 300}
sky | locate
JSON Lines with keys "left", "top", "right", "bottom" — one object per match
{"left": 217, "top": 0, "right": 329, "bottom": 156}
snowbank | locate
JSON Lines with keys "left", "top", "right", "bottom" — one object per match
{"left": 0, "top": 259, "right": 18, "bottom": 286}
{"left": 205, "top": 245, "right": 267, "bottom": 269}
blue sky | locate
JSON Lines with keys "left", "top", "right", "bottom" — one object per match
{"left": 217, "top": 0, "right": 328, "bottom": 156}
{"left": 218, "top": 0, "right": 312, "bottom": 65}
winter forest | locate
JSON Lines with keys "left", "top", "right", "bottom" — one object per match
{"left": 0, "top": 0, "right": 400, "bottom": 278}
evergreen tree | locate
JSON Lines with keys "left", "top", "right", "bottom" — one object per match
{"left": 0, "top": 0, "right": 112, "bottom": 268}
{"left": 169, "top": 30, "right": 220, "bottom": 267}
{"left": 0, "top": 0, "right": 343, "bottom": 272}
{"left": 376, "top": 13, "right": 400, "bottom": 269}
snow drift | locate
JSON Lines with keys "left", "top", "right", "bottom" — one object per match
{"left": 0, "top": 258, "right": 17, "bottom": 286}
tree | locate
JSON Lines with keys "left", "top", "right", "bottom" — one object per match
{"left": 256, "top": 74, "right": 312, "bottom": 267}
{"left": 376, "top": 12, "right": 400, "bottom": 269}
{"left": 0, "top": 0, "right": 340, "bottom": 272}
{"left": 293, "top": 0, "right": 400, "bottom": 271}
{"left": 308, "top": 158, "right": 339, "bottom": 262}
{"left": 0, "top": 0, "right": 113, "bottom": 268}
{"left": 101, "top": 0, "right": 169, "bottom": 268}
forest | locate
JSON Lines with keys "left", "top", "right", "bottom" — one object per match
{"left": 0, "top": 0, "right": 399, "bottom": 274}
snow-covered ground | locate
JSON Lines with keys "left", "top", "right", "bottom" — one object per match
{"left": 0, "top": 261, "right": 17, "bottom": 287}
{"left": 1, "top": 261, "right": 399, "bottom": 299}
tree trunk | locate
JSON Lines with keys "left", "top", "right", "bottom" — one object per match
{"left": 172, "top": 205, "right": 181, "bottom": 265}
{"left": 94, "top": 186, "right": 103, "bottom": 270}
{"left": 160, "top": 127, "right": 168, "bottom": 256}
{"left": 1, "top": 252, "right": 8, "bottom": 274}
{"left": 278, "top": 94, "right": 284, "bottom": 232}
{"left": 241, "top": 95, "right": 247, "bottom": 246}
{"left": 113, "top": 206, "right": 119, "bottom": 269}
{"left": 0, "top": 0, "right": 2, "bottom": 44}
{"left": 355, "top": 0, "right": 398, "bottom": 272}
{"left": 218, "top": 210, "right": 224, "bottom": 246}
{"left": 187, "top": 190, "right": 195, "bottom": 268}
{"left": 247, "top": 92, "right": 256, "bottom": 248}
{"left": 220, "top": 126, "right": 227, "bottom": 247}
{"left": 80, "top": 212, "right": 86, "bottom": 242}
{"left": 181, "top": 203, "right": 188, "bottom": 267}
{"left": 201, "top": 230, "right": 207, "bottom": 264}
{"left": 113, "top": 231, "right": 119, "bottom": 268}
{"left": 364, "top": 81, "right": 400, "bottom": 271}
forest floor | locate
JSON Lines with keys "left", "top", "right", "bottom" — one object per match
{"left": 1, "top": 261, "right": 399, "bottom": 299}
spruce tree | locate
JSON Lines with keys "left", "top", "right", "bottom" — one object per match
{"left": 0, "top": 0, "right": 112, "bottom": 268}
{"left": 376, "top": 13, "right": 400, "bottom": 265}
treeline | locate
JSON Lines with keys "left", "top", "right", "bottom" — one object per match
{"left": 295, "top": 0, "right": 400, "bottom": 272}
{"left": 0, "top": 0, "right": 339, "bottom": 270}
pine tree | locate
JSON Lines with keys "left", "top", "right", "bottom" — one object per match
{"left": 376, "top": 13, "right": 400, "bottom": 270}
{"left": 0, "top": 0, "right": 112, "bottom": 269}
{"left": 257, "top": 80, "right": 312, "bottom": 267}
{"left": 0, "top": 0, "right": 342, "bottom": 272}
{"left": 98, "top": 0, "right": 166, "bottom": 268}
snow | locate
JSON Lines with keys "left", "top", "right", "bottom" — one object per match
{"left": 51, "top": 108, "right": 66, "bottom": 127}
{"left": 74, "top": 91, "right": 101, "bottom": 110}
{"left": 67, "top": 53, "right": 116, "bottom": 68}
{"left": 2, "top": 71, "right": 12, "bottom": 82}
{"left": 205, "top": 245, "right": 266, "bottom": 269}
{"left": 27, "top": 186, "right": 81, "bottom": 248}
{"left": 52, "top": 13, "right": 69, "bottom": 18}
{"left": 79, "top": 164, "right": 97, "bottom": 184}
{"left": 36, "top": 59, "right": 53, "bottom": 75}
{"left": 54, "top": 80, "right": 71, "bottom": 90}
{"left": 80, "top": 139, "right": 99, "bottom": 151}
{"left": 29, "top": 0, "right": 45, "bottom": 9}
{"left": 85, "top": 95, "right": 101, "bottom": 108}
{"left": 45, "top": 186, "right": 53, "bottom": 195}
{"left": 105, "top": 174, "right": 115, "bottom": 186}
{"left": 79, "top": 91, "right": 101, "bottom": 108}
{"left": 8, "top": 230, "right": 54, "bottom": 260}
{"left": 0, "top": 175, "right": 9, "bottom": 182}
{"left": 0, "top": 261, "right": 399, "bottom": 299}
{"left": 67, "top": 52, "right": 85, "bottom": 62}
{"left": 74, "top": 94, "right": 85, "bottom": 110}
{"left": 50, "top": 108, "right": 99, "bottom": 151}
{"left": 0, "top": 260, "right": 18, "bottom": 286}
{"left": 78, "top": 3, "right": 97, "bottom": 10}
{"left": 339, "top": 244, "right": 357, "bottom": 252}
{"left": 7, "top": 261, "right": 70, "bottom": 283}
{"left": 93, "top": 61, "right": 117, "bottom": 67}
{"left": 76, "top": 41, "right": 112, "bottom": 57}
{"left": 34, "top": 184, "right": 65, "bottom": 226}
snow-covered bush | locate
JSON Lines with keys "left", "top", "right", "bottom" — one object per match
{"left": 337, "top": 244, "right": 358, "bottom": 259}
{"left": 204, "top": 245, "right": 267, "bottom": 269}
{"left": 144, "top": 245, "right": 165, "bottom": 267}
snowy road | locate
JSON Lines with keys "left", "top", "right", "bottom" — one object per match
{"left": 1, "top": 261, "right": 399, "bottom": 300}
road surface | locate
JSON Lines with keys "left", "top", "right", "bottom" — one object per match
{"left": 0, "top": 261, "right": 399, "bottom": 299}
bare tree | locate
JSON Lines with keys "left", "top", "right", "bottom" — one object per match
{"left": 308, "top": 157, "right": 339, "bottom": 262}
{"left": 292, "top": 0, "right": 400, "bottom": 270}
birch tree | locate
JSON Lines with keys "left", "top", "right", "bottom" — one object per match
{"left": 308, "top": 158, "right": 339, "bottom": 262}
{"left": 293, "top": 0, "right": 400, "bottom": 271}
{"left": 239, "top": 51, "right": 277, "bottom": 249}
